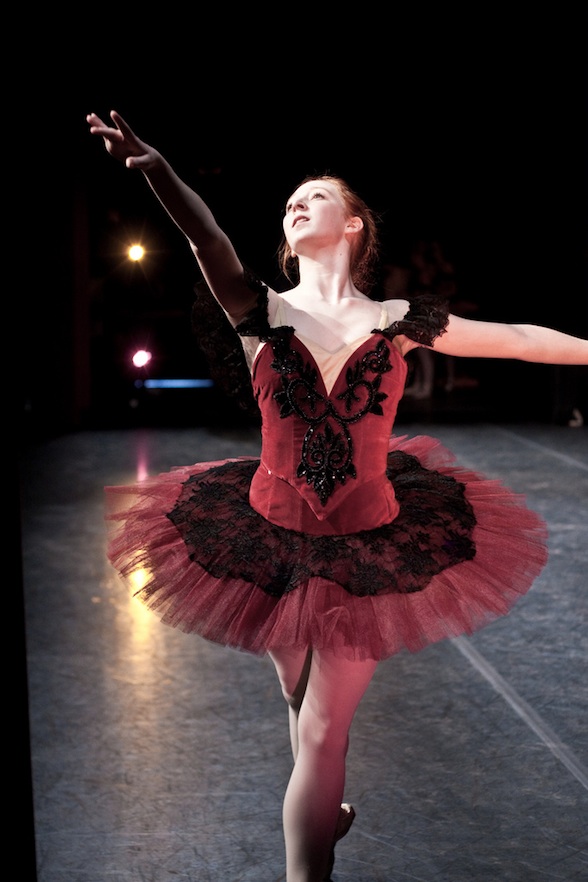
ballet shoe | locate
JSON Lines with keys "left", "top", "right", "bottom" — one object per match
{"left": 323, "top": 803, "right": 356, "bottom": 881}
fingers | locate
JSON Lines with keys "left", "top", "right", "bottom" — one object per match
{"left": 86, "top": 112, "right": 123, "bottom": 140}
{"left": 86, "top": 111, "right": 115, "bottom": 130}
{"left": 126, "top": 155, "right": 151, "bottom": 170}
{"left": 109, "top": 110, "right": 135, "bottom": 140}
{"left": 87, "top": 110, "right": 152, "bottom": 167}
{"left": 86, "top": 112, "right": 102, "bottom": 126}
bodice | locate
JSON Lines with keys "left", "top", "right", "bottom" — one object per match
{"left": 233, "top": 276, "right": 449, "bottom": 536}
{"left": 249, "top": 328, "right": 406, "bottom": 534}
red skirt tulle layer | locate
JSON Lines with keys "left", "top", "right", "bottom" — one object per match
{"left": 105, "top": 435, "right": 548, "bottom": 661}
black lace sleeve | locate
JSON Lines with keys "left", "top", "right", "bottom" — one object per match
{"left": 190, "top": 272, "right": 264, "bottom": 418}
{"left": 233, "top": 269, "right": 271, "bottom": 338}
{"left": 381, "top": 293, "right": 450, "bottom": 347}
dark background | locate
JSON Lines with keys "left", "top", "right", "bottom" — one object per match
{"left": 21, "top": 7, "right": 588, "bottom": 440}
{"left": 15, "top": 12, "right": 588, "bottom": 877}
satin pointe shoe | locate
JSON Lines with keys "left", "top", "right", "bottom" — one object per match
{"left": 323, "top": 803, "right": 356, "bottom": 881}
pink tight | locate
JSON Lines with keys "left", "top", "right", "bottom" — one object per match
{"left": 269, "top": 648, "right": 378, "bottom": 882}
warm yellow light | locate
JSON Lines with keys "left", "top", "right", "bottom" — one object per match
{"left": 129, "top": 567, "right": 151, "bottom": 591}
{"left": 128, "top": 244, "right": 145, "bottom": 261}
{"left": 127, "top": 566, "right": 158, "bottom": 633}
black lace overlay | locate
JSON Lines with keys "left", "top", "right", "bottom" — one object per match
{"left": 379, "top": 293, "right": 450, "bottom": 347}
{"left": 167, "top": 453, "right": 476, "bottom": 598}
{"left": 269, "top": 331, "right": 393, "bottom": 504}
{"left": 233, "top": 271, "right": 272, "bottom": 339}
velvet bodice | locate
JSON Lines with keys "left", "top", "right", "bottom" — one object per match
{"left": 249, "top": 329, "right": 407, "bottom": 534}
{"left": 234, "top": 281, "right": 449, "bottom": 536}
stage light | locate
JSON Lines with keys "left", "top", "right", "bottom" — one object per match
{"left": 132, "top": 349, "right": 152, "bottom": 368}
{"left": 128, "top": 244, "right": 145, "bottom": 261}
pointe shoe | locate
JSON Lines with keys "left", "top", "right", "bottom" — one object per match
{"left": 335, "top": 803, "right": 355, "bottom": 841}
{"left": 323, "top": 803, "right": 356, "bottom": 881}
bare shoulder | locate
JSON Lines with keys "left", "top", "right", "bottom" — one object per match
{"left": 381, "top": 298, "right": 410, "bottom": 323}
{"left": 224, "top": 281, "right": 280, "bottom": 327}
{"left": 266, "top": 287, "right": 281, "bottom": 323}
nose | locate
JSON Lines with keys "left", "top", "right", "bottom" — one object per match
{"left": 292, "top": 198, "right": 307, "bottom": 213}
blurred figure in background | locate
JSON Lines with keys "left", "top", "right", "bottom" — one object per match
{"left": 383, "top": 238, "right": 479, "bottom": 399}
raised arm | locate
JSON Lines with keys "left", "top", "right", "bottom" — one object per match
{"left": 428, "top": 313, "right": 588, "bottom": 365}
{"left": 87, "top": 111, "right": 258, "bottom": 319}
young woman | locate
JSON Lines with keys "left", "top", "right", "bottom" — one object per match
{"left": 87, "top": 110, "right": 588, "bottom": 882}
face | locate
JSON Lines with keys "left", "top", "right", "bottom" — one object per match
{"left": 282, "top": 180, "right": 352, "bottom": 254}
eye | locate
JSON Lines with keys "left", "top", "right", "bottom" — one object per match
{"left": 284, "top": 190, "right": 325, "bottom": 213}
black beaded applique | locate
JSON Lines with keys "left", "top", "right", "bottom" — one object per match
{"left": 269, "top": 331, "right": 392, "bottom": 504}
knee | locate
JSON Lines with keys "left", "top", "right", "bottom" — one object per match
{"left": 298, "top": 711, "right": 350, "bottom": 757}
{"left": 271, "top": 649, "right": 312, "bottom": 712}
{"left": 280, "top": 681, "right": 305, "bottom": 713}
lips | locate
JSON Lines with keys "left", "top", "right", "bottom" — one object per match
{"left": 292, "top": 216, "right": 309, "bottom": 227}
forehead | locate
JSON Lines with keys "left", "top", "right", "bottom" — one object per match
{"left": 287, "top": 179, "right": 343, "bottom": 203}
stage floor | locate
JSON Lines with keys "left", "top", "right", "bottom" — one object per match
{"left": 20, "top": 420, "right": 588, "bottom": 881}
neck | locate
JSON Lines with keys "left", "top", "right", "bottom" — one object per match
{"left": 295, "top": 252, "right": 359, "bottom": 304}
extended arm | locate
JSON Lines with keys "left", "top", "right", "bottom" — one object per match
{"left": 428, "top": 313, "right": 588, "bottom": 365}
{"left": 87, "top": 111, "right": 258, "bottom": 320}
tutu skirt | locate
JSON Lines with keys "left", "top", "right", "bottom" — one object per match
{"left": 105, "top": 435, "right": 548, "bottom": 661}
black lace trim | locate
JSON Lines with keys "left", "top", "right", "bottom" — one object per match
{"left": 233, "top": 270, "right": 271, "bottom": 338}
{"left": 379, "top": 293, "right": 449, "bottom": 347}
{"left": 269, "top": 331, "right": 392, "bottom": 504}
{"left": 167, "top": 454, "right": 476, "bottom": 598}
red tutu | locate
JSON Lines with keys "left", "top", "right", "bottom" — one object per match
{"left": 105, "top": 434, "right": 548, "bottom": 661}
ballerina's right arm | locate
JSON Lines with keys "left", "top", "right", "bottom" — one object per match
{"left": 87, "top": 110, "right": 264, "bottom": 322}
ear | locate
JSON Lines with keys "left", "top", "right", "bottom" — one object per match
{"left": 345, "top": 216, "right": 364, "bottom": 234}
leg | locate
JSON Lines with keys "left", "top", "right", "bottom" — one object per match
{"left": 272, "top": 648, "right": 378, "bottom": 882}
{"left": 270, "top": 647, "right": 313, "bottom": 760}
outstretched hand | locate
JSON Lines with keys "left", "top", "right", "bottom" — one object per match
{"left": 86, "top": 110, "right": 160, "bottom": 170}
